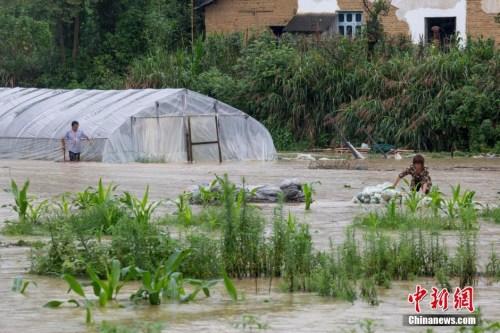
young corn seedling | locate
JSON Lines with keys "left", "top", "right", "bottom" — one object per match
{"left": 404, "top": 189, "right": 422, "bottom": 214}
{"left": 11, "top": 277, "right": 37, "bottom": 294}
{"left": 86, "top": 259, "right": 125, "bottom": 306}
{"left": 44, "top": 274, "right": 94, "bottom": 324}
{"left": 55, "top": 193, "right": 73, "bottom": 216}
{"left": 175, "top": 193, "right": 193, "bottom": 226}
{"left": 130, "top": 250, "right": 191, "bottom": 305}
{"left": 4, "top": 179, "right": 30, "bottom": 223}
{"left": 121, "top": 186, "right": 161, "bottom": 224}
{"left": 198, "top": 179, "right": 219, "bottom": 206}
{"left": 303, "top": 181, "right": 320, "bottom": 211}
{"left": 427, "top": 186, "right": 444, "bottom": 217}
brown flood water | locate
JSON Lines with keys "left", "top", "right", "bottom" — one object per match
{"left": 0, "top": 158, "right": 499, "bottom": 333}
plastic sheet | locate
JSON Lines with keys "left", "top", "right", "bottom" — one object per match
{"left": 353, "top": 182, "right": 401, "bottom": 204}
{"left": 188, "top": 179, "right": 306, "bottom": 204}
{"left": 0, "top": 88, "right": 277, "bottom": 162}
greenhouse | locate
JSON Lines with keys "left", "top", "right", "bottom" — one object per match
{"left": 0, "top": 88, "right": 276, "bottom": 163}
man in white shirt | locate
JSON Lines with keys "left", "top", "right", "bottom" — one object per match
{"left": 61, "top": 121, "right": 90, "bottom": 161}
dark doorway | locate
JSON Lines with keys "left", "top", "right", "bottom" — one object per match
{"left": 426, "top": 17, "right": 456, "bottom": 45}
{"left": 270, "top": 26, "right": 285, "bottom": 37}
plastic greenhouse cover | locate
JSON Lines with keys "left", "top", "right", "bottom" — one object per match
{"left": 0, "top": 88, "right": 277, "bottom": 163}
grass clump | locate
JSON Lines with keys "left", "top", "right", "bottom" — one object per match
{"left": 481, "top": 206, "right": 500, "bottom": 224}
{"left": 356, "top": 185, "right": 479, "bottom": 231}
{"left": 485, "top": 245, "right": 500, "bottom": 281}
{"left": 306, "top": 226, "right": 478, "bottom": 303}
{"left": 99, "top": 321, "right": 163, "bottom": 333}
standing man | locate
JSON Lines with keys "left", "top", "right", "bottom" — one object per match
{"left": 61, "top": 121, "right": 90, "bottom": 162}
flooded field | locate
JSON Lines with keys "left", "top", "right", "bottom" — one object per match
{"left": 0, "top": 157, "right": 499, "bottom": 333}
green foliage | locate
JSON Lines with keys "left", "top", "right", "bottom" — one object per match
{"left": 223, "top": 270, "right": 238, "bottom": 302}
{"left": 99, "top": 321, "right": 164, "bottom": 333}
{"left": 181, "top": 233, "right": 221, "bottom": 278}
{"left": 356, "top": 184, "right": 479, "bottom": 231}
{"left": 451, "top": 230, "right": 477, "bottom": 288}
{"left": 218, "top": 174, "right": 265, "bottom": 279}
{"left": 173, "top": 193, "right": 193, "bottom": 226}
{"left": 130, "top": 250, "right": 228, "bottom": 305}
{"left": 72, "top": 179, "right": 124, "bottom": 233}
{"left": 307, "top": 227, "right": 469, "bottom": 304}
{"left": 87, "top": 259, "right": 125, "bottom": 306}
{"left": 233, "top": 315, "right": 269, "bottom": 331}
{"left": 482, "top": 206, "right": 500, "bottom": 224}
{"left": 360, "top": 277, "right": 379, "bottom": 306}
{"left": 44, "top": 274, "right": 94, "bottom": 324}
{"left": 110, "top": 215, "right": 176, "bottom": 272}
{"left": 0, "top": 8, "right": 53, "bottom": 86}
{"left": 157, "top": 32, "right": 485, "bottom": 148}
{"left": 485, "top": 245, "right": 499, "bottom": 281}
{"left": 120, "top": 186, "right": 160, "bottom": 225}
{"left": 31, "top": 215, "right": 110, "bottom": 275}
{"left": 303, "top": 182, "right": 319, "bottom": 211}
{"left": 6, "top": 179, "right": 30, "bottom": 223}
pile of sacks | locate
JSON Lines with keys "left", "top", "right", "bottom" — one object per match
{"left": 353, "top": 182, "right": 401, "bottom": 204}
{"left": 188, "top": 178, "right": 305, "bottom": 204}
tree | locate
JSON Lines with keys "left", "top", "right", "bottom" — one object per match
{"left": 0, "top": 11, "right": 53, "bottom": 86}
{"left": 363, "top": 0, "right": 390, "bottom": 57}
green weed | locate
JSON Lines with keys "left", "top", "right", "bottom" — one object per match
{"left": 482, "top": 206, "right": 500, "bottom": 224}
{"left": 99, "top": 321, "right": 164, "bottom": 333}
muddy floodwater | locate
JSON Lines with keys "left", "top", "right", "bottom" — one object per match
{"left": 0, "top": 158, "right": 499, "bottom": 333}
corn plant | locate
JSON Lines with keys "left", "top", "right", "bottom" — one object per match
{"left": 11, "top": 276, "right": 37, "bottom": 294}
{"left": 303, "top": 181, "right": 320, "bottom": 211}
{"left": 86, "top": 259, "right": 125, "bottom": 306}
{"left": 130, "top": 250, "right": 191, "bottom": 305}
{"left": 198, "top": 179, "right": 219, "bottom": 206}
{"left": 74, "top": 178, "right": 117, "bottom": 209}
{"left": 55, "top": 193, "right": 73, "bottom": 216}
{"left": 44, "top": 274, "right": 94, "bottom": 324}
{"left": 445, "top": 185, "right": 478, "bottom": 219}
{"left": 222, "top": 270, "right": 238, "bottom": 301}
{"left": 427, "top": 186, "right": 444, "bottom": 217}
{"left": 404, "top": 190, "right": 422, "bottom": 214}
{"left": 121, "top": 186, "right": 161, "bottom": 224}
{"left": 174, "top": 193, "right": 193, "bottom": 226}
{"left": 6, "top": 179, "right": 30, "bottom": 223}
{"left": 26, "top": 199, "right": 49, "bottom": 224}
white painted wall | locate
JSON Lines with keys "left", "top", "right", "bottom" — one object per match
{"left": 481, "top": 0, "right": 500, "bottom": 14}
{"left": 298, "top": 0, "right": 339, "bottom": 14}
{"left": 297, "top": 0, "right": 474, "bottom": 44}
{"left": 391, "top": 0, "right": 467, "bottom": 43}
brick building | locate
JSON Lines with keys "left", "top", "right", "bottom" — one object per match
{"left": 196, "top": 0, "right": 500, "bottom": 43}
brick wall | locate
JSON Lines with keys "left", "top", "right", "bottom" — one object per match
{"left": 337, "top": 0, "right": 410, "bottom": 37}
{"left": 204, "top": 0, "right": 498, "bottom": 43}
{"left": 204, "top": 0, "right": 298, "bottom": 34}
{"left": 467, "top": 0, "right": 500, "bottom": 42}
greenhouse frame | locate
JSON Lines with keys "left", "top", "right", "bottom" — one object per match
{"left": 0, "top": 88, "right": 276, "bottom": 163}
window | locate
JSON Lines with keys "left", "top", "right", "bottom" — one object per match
{"left": 338, "top": 12, "right": 363, "bottom": 38}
